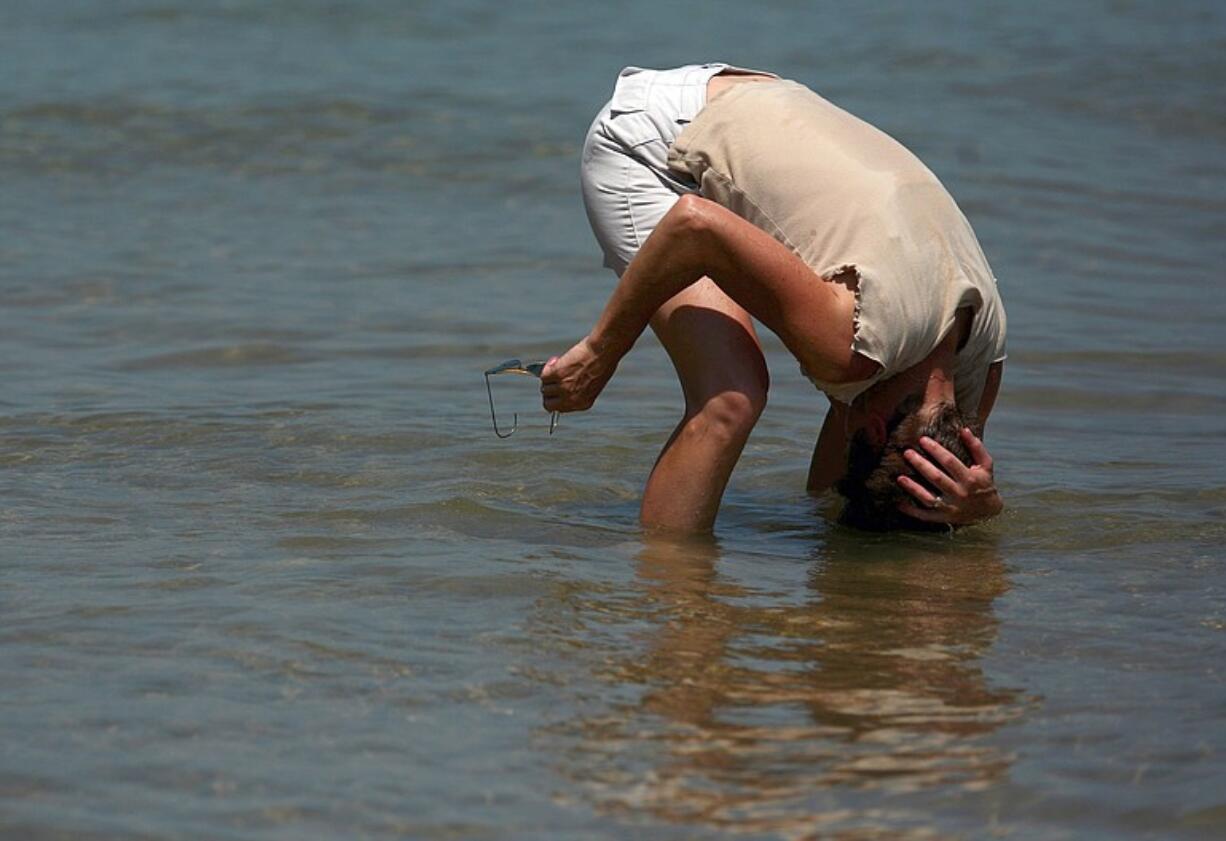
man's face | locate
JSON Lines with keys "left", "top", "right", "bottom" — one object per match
{"left": 844, "top": 392, "right": 926, "bottom": 455}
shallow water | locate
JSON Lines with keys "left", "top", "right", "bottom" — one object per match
{"left": 3, "top": 1, "right": 1225, "bottom": 838}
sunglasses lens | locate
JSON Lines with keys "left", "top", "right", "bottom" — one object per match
{"left": 485, "top": 358, "right": 523, "bottom": 376}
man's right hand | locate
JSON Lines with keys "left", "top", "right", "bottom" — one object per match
{"left": 540, "top": 337, "right": 617, "bottom": 413}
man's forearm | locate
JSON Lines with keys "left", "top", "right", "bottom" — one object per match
{"left": 588, "top": 197, "right": 711, "bottom": 360}
{"left": 806, "top": 402, "right": 848, "bottom": 494}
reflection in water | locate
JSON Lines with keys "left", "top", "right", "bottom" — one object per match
{"left": 542, "top": 533, "right": 1031, "bottom": 836}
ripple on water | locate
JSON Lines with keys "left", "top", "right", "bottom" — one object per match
{"left": 117, "top": 343, "right": 317, "bottom": 370}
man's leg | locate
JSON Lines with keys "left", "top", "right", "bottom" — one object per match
{"left": 641, "top": 279, "right": 768, "bottom": 532}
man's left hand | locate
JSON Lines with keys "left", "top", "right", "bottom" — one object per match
{"left": 896, "top": 427, "right": 1003, "bottom": 526}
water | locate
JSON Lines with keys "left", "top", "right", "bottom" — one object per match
{"left": 3, "top": 1, "right": 1225, "bottom": 838}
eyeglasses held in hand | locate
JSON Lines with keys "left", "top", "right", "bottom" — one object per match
{"left": 484, "top": 359, "right": 559, "bottom": 439}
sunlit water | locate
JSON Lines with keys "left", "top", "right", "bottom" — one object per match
{"left": 3, "top": 1, "right": 1225, "bottom": 838}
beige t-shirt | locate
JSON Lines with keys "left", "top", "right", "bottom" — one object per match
{"left": 667, "top": 80, "right": 1007, "bottom": 410}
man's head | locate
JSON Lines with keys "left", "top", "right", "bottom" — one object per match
{"left": 837, "top": 396, "right": 979, "bottom": 531}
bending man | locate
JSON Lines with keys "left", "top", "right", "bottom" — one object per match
{"left": 542, "top": 64, "right": 1007, "bottom": 532}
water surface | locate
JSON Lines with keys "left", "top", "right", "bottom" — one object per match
{"left": 3, "top": 1, "right": 1225, "bottom": 838}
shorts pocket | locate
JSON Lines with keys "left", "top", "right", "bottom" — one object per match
{"left": 608, "top": 66, "right": 650, "bottom": 116}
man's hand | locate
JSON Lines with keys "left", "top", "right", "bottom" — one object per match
{"left": 540, "top": 336, "right": 618, "bottom": 414}
{"left": 896, "top": 427, "right": 1003, "bottom": 526}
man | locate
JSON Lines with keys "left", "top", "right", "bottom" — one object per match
{"left": 541, "top": 64, "right": 1006, "bottom": 532}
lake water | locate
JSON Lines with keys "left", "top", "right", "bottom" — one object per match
{"left": 3, "top": 1, "right": 1225, "bottom": 838}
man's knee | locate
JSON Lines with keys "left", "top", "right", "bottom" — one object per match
{"left": 692, "top": 382, "right": 768, "bottom": 441}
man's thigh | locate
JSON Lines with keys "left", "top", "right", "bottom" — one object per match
{"left": 649, "top": 279, "right": 768, "bottom": 406}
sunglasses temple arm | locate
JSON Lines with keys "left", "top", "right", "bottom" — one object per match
{"left": 548, "top": 411, "right": 559, "bottom": 435}
{"left": 485, "top": 373, "right": 518, "bottom": 438}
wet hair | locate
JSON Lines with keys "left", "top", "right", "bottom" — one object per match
{"left": 836, "top": 396, "right": 979, "bottom": 531}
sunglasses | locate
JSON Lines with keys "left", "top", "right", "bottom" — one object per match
{"left": 484, "top": 358, "right": 559, "bottom": 438}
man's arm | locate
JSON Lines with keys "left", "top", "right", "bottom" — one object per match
{"left": 542, "top": 195, "right": 862, "bottom": 414}
{"left": 976, "top": 360, "right": 1003, "bottom": 425}
{"left": 806, "top": 399, "right": 849, "bottom": 495}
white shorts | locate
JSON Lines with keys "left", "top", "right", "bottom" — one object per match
{"left": 579, "top": 64, "right": 742, "bottom": 276}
